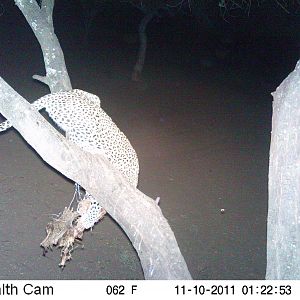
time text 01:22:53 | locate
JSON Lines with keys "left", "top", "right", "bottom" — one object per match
{"left": 175, "top": 284, "right": 292, "bottom": 296}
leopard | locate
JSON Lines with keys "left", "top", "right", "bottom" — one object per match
{"left": 0, "top": 89, "right": 139, "bottom": 230}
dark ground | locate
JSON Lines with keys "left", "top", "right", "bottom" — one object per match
{"left": 0, "top": 1, "right": 299, "bottom": 279}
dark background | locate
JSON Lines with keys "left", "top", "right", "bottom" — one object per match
{"left": 0, "top": 0, "right": 299, "bottom": 279}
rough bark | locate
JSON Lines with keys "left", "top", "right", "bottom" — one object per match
{"left": 15, "top": 0, "right": 72, "bottom": 92}
{"left": 0, "top": 77, "right": 192, "bottom": 280}
{"left": 266, "top": 60, "right": 300, "bottom": 279}
{"left": 132, "top": 12, "right": 155, "bottom": 81}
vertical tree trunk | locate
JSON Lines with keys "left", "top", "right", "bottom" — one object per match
{"left": 132, "top": 12, "right": 155, "bottom": 81}
{"left": 15, "top": 0, "right": 72, "bottom": 92}
{"left": 266, "top": 60, "right": 300, "bottom": 279}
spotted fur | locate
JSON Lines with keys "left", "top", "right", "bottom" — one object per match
{"left": 0, "top": 89, "right": 139, "bottom": 187}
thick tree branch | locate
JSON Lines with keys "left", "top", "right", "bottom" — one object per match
{"left": 0, "top": 76, "right": 192, "bottom": 280}
{"left": 15, "top": 0, "right": 71, "bottom": 92}
{"left": 41, "top": 0, "right": 55, "bottom": 29}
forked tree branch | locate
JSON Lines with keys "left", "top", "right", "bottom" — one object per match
{"left": 3, "top": 0, "right": 192, "bottom": 279}
{"left": 15, "top": 0, "right": 71, "bottom": 92}
{"left": 0, "top": 77, "right": 192, "bottom": 280}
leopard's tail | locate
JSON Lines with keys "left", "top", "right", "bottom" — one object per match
{"left": 0, "top": 95, "right": 49, "bottom": 133}
{"left": 0, "top": 120, "right": 12, "bottom": 132}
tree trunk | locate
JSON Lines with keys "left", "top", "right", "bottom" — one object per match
{"left": 3, "top": 0, "right": 192, "bottom": 279}
{"left": 132, "top": 12, "right": 155, "bottom": 81}
{"left": 0, "top": 77, "right": 192, "bottom": 280}
{"left": 266, "top": 60, "right": 300, "bottom": 279}
{"left": 15, "top": 0, "right": 72, "bottom": 92}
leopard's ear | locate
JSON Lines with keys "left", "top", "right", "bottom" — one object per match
{"left": 72, "top": 89, "right": 101, "bottom": 107}
{"left": 72, "top": 89, "right": 85, "bottom": 97}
